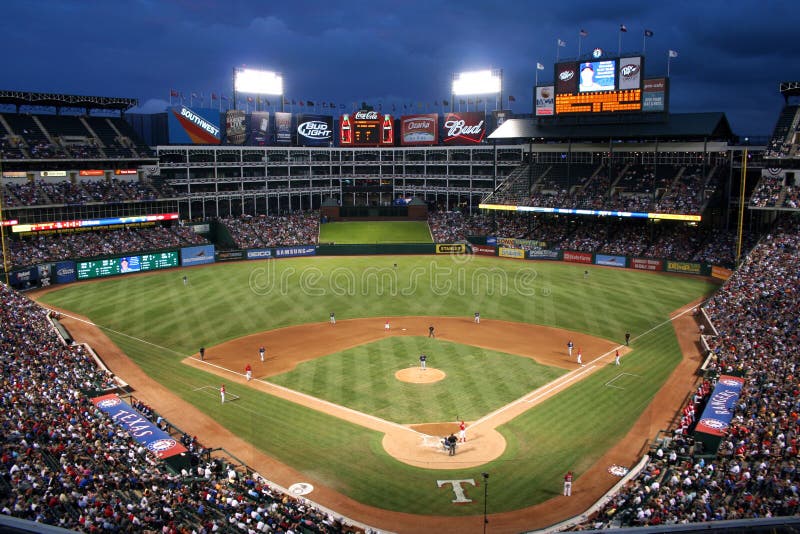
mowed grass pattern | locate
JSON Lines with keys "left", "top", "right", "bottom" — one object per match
{"left": 318, "top": 221, "right": 432, "bottom": 244}
{"left": 39, "top": 256, "right": 719, "bottom": 515}
{"left": 268, "top": 337, "right": 567, "bottom": 423}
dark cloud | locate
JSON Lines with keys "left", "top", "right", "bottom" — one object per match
{"left": 0, "top": 0, "right": 794, "bottom": 135}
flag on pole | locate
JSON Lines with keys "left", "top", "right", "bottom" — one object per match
{"left": 191, "top": 92, "right": 198, "bottom": 98}
{"left": 644, "top": 29, "right": 654, "bottom": 37}
{"left": 170, "top": 89, "right": 179, "bottom": 97}
{"left": 579, "top": 29, "right": 588, "bottom": 37}
{"left": 537, "top": 62, "right": 545, "bottom": 70}
{"left": 246, "top": 97, "right": 254, "bottom": 103}
{"left": 211, "top": 93, "right": 218, "bottom": 100}
{"left": 221, "top": 94, "right": 228, "bottom": 101}
{"left": 668, "top": 49, "right": 678, "bottom": 58}
{"left": 508, "top": 95, "right": 516, "bottom": 102}
{"left": 442, "top": 99, "right": 449, "bottom": 106}
{"left": 619, "top": 24, "right": 627, "bottom": 32}
{"left": 557, "top": 39, "right": 566, "bottom": 47}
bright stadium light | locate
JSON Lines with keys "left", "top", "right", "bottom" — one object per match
{"left": 234, "top": 69, "right": 283, "bottom": 95}
{"left": 452, "top": 69, "right": 502, "bottom": 95}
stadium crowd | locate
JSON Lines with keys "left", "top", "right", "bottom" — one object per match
{"left": 3, "top": 179, "right": 165, "bottom": 207}
{"left": 577, "top": 216, "right": 800, "bottom": 528}
{"left": 0, "top": 283, "right": 364, "bottom": 533}
{"left": 222, "top": 213, "right": 320, "bottom": 248}
{"left": 1, "top": 226, "right": 208, "bottom": 269}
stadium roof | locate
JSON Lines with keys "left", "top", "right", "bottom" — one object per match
{"left": 489, "top": 112, "right": 734, "bottom": 142}
{"left": 0, "top": 90, "right": 138, "bottom": 112}
{"left": 780, "top": 82, "right": 800, "bottom": 101}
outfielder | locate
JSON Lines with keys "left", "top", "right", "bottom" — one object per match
{"left": 245, "top": 364, "right": 252, "bottom": 381}
{"left": 220, "top": 384, "right": 226, "bottom": 404}
{"left": 330, "top": 312, "right": 336, "bottom": 325}
{"left": 459, "top": 420, "right": 466, "bottom": 442}
{"left": 419, "top": 353, "right": 427, "bottom": 370}
{"left": 474, "top": 311, "right": 480, "bottom": 324}
{"left": 567, "top": 340, "right": 574, "bottom": 358}
{"left": 564, "top": 471, "right": 573, "bottom": 496}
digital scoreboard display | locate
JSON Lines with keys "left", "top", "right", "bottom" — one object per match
{"left": 553, "top": 56, "right": 646, "bottom": 115}
{"left": 77, "top": 251, "right": 179, "bottom": 279}
{"left": 340, "top": 110, "right": 393, "bottom": 146}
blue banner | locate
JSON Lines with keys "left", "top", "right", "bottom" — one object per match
{"left": 55, "top": 261, "right": 77, "bottom": 284}
{"left": 91, "top": 394, "right": 188, "bottom": 459}
{"left": 486, "top": 236, "right": 497, "bottom": 245}
{"left": 695, "top": 375, "right": 744, "bottom": 437}
{"left": 246, "top": 248, "right": 273, "bottom": 260}
{"left": 274, "top": 246, "right": 316, "bottom": 258}
{"left": 181, "top": 244, "right": 215, "bottom": 266}
{"left": 595, "top": 254, "right": 627, "bottom": 268}
{"left": 8, "top": 267, "right": 38, "bottom": 286}
{"left": 296, "top": 114, "right": 334, "bottom": 147}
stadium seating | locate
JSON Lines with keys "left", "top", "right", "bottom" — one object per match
{"left": 766, "top": 105, "right": 800, "bottom": 159}
{"left": 221, "top": 213, "right": 320, "bottom": 248}
{"left": 2, "top": 178, "right": 166, "bottom": 207}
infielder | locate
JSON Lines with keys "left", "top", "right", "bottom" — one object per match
{"left": 459, "top": 420, "right": 466, "bottom": 442}
{"left": 563, "top": 471, "right": 573, "bottom": 496}
{"left": 615, "top": 349, "right": 620, "bottom": 366}
{"left": 245, "top": 364, "right": 252, "bottom": 381}
{"left": 474, "top": 311, "right": 480, "bottom": 324}
{"left": 259, "top": 346, "right": 265, "bottom": 362}
{"left": 330, "top": 312, "right": 336, "bottom": 325}
{"left": 419, "top": 353, "right": 427, "bottom": 370}
{"left": 567, "top": 340, "right": 574, "bottom": 358}
{"left": 577, "top": 348, "right": 583, "bottom": 366}
{"left": 220, "top": 384, "right": 226, "bottom": 404}
{"left": 428, "top": 325, "right": 435, "bottom": 338}
{"left": 385, "top": 320, "right": 390, "bottom": 332}
{"left": 199, "top": 347, "right": 205, "bottom": 361}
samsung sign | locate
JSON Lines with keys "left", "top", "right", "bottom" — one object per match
{"left": 297, "top": 114, "right": 333, "bottom": 146}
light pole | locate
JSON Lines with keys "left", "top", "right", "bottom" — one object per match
{"left": 482, "top": 472, "right": 489, "bottom": 533}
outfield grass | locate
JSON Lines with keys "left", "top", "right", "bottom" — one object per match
{"left": 39, "top": 256, "right": 718, "bottom": 515}
{"left": 318, "top": 221, "right": 432, "bottom": 244}
{"left": 268, "top": 336, "right": 568, "bottom": 423}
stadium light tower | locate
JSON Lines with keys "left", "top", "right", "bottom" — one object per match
{"left": 451, "top": 69, "right": 503, "bottom": 111}
{"left": 233, "top": 68, "right": 284, "bottom": 111}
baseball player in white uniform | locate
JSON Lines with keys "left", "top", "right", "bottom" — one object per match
{"left": 220, "top": 384, "right": 226, "bottom": 404}
{"left": 577, "top": 348, "right": 583, "bottom": 366}
{"left": 385, "top": 320, "right": 390, "bottom": 332}
{"left": 259, "top": 346, "right": 265, "bottom": 362}
{"left": 330, "top": 312, "right": 336, "bottom": 325}
{"left": 420, "top": 353, "right": 427, "bottom": 370}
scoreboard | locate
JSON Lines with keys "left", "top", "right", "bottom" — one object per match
{"left": 340, "top": 110, "right": 394, "bottom": 146}
{"left": 555, "top": 89, "right": 642, "bottom": 114}
{"left": 77, "top": 251, "right": 179, "bottom": 279}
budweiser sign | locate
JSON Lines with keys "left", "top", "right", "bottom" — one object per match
{"left": 442, "top": 112, "right": 486, "bottom": 145}
{"left": 354, "top": 110, "right": 378, "bottom": 120}
{"left": 401, "top": 113, "right": 438, "bottom": 145}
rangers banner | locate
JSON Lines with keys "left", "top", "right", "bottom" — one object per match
{"left": 168, "top": 106, "right": 221, "bottom": 144}
{"left": 400, "top": 114, "right": 438, "bottom": 146}
{"left": 442, "top": 112, "right": 486, "bottom": 145}
{"left": 91, "top": 394, "right": 188, "bottom": 460}
{"left": 695, "top": 375, "right": 744, "bottom": 437}
{"left": 296, "top": 114, "right": 333, "bottom": 146}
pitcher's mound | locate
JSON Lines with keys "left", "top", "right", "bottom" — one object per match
{"left": 395, "top": 367, "right": 445, "bottom": 383}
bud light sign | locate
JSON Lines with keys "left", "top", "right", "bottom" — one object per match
{"left": 442, "top": 112, "right": 486, "bottom": 145}
{"left": 55, "top": 260, "right": 77, "bottom": 284}
{"left": 296, "top": 114, "right": 333, "bottom": 146}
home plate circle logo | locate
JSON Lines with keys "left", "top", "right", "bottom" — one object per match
{"left": 607, "top": 465, "right": 629, "bottom": 477}
{"left": 288, "top": 482, "right": 314, "bottom": 496}
{"left": 147, "top": 439, "right": 177, "bottom": 454}
{"left": 97, "top": 398, "right": 122, "bottom": 409}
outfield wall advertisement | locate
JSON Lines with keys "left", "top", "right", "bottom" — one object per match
{"left": 92, "top": 394, "right": 188, "bottom": 460}
{"left": 563, "top": 250, "right": 592, "bottom": 264}
{"left": 55, "top": 261, "right": 77, "bottom": 284}
{"left": 470, "top": 245, "right": 496, "bottom": 256}
{"left": 274, "top": 246, "right": 316, "bottom": 258}
{"left": 665, "top": 260, "right": 702, "bottom": 275}
{"left": 595, "top": 254, "right": 627, "bottom": 268}
{"left": 498, "top": 247, "right": 525, "bottom": 259}
{"left": 631, "top": 258, "right": 663, "bottom": 271}
{"left": 181, "top": 245, "right": 216, "bottom": 266}
{"left": 246, "top": 249, "right": 273, "bottom": 260}
{"left": 527, "top": 249, "right": 561, "bottom": 260}
{"left": 436, "top": 244, "right": 466, "bottom": 254}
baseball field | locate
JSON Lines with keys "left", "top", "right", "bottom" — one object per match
{"left": 38, "top": 245, "right": 718, "bottom": 529}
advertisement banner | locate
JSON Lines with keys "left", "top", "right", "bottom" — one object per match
{"left": 595, "top": 254, "right": 627, "bottom": 268}
{"left": 631, "top": 257, "right": 663, "bottom": 271}
{"left": 498, "top": 247, "right": 525, "bottom": 259}
{"left": 114, "top": 169, "right": 138, "bottom": 175}
{"left": 340, "top": 110, "right": 393, "bottom": 146}
{"left": 224, "top": 109, "right": 248, "bottom": 145}
{"left": 527, "top": 249, "right": 561, "bottom": 260}
{"left": 470, "top": 244, "right": 496, "bottom": 256}
{"left": 55, "top": 261, "right": 77, "bottom": 284}
{"left": 493, "top": 110, "right": 511, "bottom": 129}
{"left": 535, "top": 86, "right": 555, "bottom": 116}
{"left": 665, "top": 260, "right": 701, "bottom": 275}
{"left": 436, "top": 244, "right": 466, "bottom": 254}
{"left": 79, "top": 170, "right": 104, "bottom": 176}
{"left": 555, "top": 61, "right": 579, "bottom": 95}
{"left": 8, "top": 267, "right": 38, "bottom": 286}
{"left": 274, "top": 246, "right": 316, "bottom": 258}
{"left": 400, "top": 114, "right": 438, "bottom": 146}
{"left": 695, "top": 375, "right": 744, "bottom": 437}
{"left": 246, "top": 248, "right": 273, "bottom": 260}
{"left": 40, "top": 171, "right": 67, "bottom": 178}
{"left": 642, "top": 78, "right": 666, "bottom": 113}
{"left": 618, "top": 57, "right": 642, "bottom": 90}
{"left": 92, "top": 394, "right": 188, "bottom": 459}
{"left": 297, "top": 114, "right": 334, "bottom": 147}
{"left": 181, "top": 244, "right": 215, "bottom": 266}
{"left": 274, "top": 112, "right": 293, "bottom": 144}
{"left": 215, "top": 250, "right": 245, "bottom": 262}
{"left": 249, "top": 111, "right": 270, "bottom": 145}
{"left": 486, "top": 237, "right": 497, "bottom": 246}
{"left": 563, "top": 250, "right": 592, "bottom": 264}
{"left": 168, "top": 106, "right": 221, "bottom": 144}
{"left": 498, "top": 237, "right": 547, "bottom": 249}
{"left": 442, "top": 112, "right": 486, "bottom": 145}
{"left": 711, "top": 265, "right": 733, "bottom": 280}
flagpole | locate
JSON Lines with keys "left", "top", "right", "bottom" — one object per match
{"left": 578, "top": 34, "right": 582, "bottom": 58}
{"left": 667, "top": 55, "right": 671, "bottom": 77}
{"left": 642, "top": 33, "right": 646, "bottom": 54}
{"left": 618, "top": 31, "right": 622, "bottom": 56}
{"left": 556, "top": 40, "right": 560, "bottom": 62}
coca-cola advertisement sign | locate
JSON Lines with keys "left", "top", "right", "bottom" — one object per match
{"left": 401, "top": 114, "right": 438, "bottom": 146}
{"left": 441, "top": 112, "right": 486, "bottom": 145}
{"left": 340, "top": 110, "right": 393, "bottom": 146}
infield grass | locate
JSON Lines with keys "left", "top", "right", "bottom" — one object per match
{"left": 39, "top": 256, "right": 718, "bottom": 516}
{"left": 268, "top": 336, "right": 568, "bottom": 423}
{"left": 318, "top": 221, "right": 432, "bottom": 244}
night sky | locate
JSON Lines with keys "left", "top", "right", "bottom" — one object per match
{"left": 2, "top": 0, "right": 797, "bottom": 137}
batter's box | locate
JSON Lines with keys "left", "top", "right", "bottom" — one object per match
{"left": 604, "top": 372, "right": 642, "bottom": 390}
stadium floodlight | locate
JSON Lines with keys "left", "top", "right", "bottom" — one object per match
{"left": 452, "top": 70, "right": 502, "bottom": 95}
{"left": 234, "top": 69, "right": 283, "bottom": 95}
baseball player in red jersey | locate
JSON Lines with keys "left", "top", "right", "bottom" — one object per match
{"left": 245, "top": 364, "right": 252, "bottom": 381}
{"left": 220, "top": 384, "right": 226, "bottom": 403}
{"left": 614, "top": 349, "right": 620, "bottom": 366}
{"left": 459, "top": 420, "right": 466, "bottom": 442}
